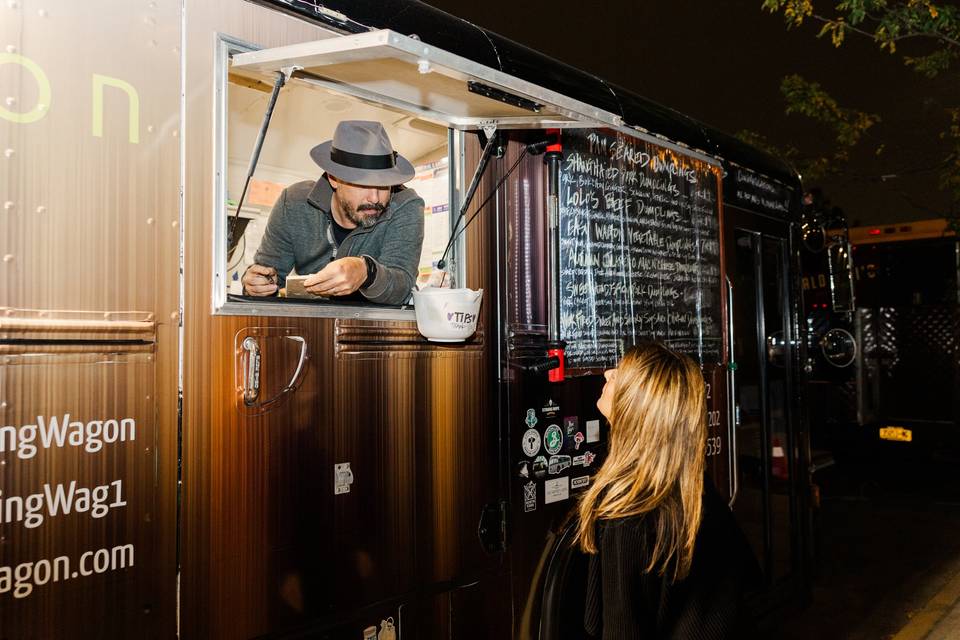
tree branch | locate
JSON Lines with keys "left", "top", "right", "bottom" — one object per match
{"left": 808, "top": 12, "right": 960, "bottom": 50}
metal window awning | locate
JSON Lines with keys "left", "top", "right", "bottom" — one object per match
{"left": 230, "top": 29, "right": 623, "bottom": 130}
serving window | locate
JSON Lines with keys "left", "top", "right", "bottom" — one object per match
{"left": 214, "top": 38, "right": 458, "bottom": 318}
{"left": 214, "top": 29, "right": 624, "bottom": 318}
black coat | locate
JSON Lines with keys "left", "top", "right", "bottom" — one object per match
{"left": 582, "top": 478, "right": 762, "bottom": 639}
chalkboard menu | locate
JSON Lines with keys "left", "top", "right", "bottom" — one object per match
{"left": 559, "top": 129, "right": 724, "bottom": 369}
{"left": 723, "top": 165, "right": 795, "bottom": 219}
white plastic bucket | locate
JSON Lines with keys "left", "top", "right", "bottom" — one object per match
{"left": 412, "top": 287, "right": 483, "bottom": 342}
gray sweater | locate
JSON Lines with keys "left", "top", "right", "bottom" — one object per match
{"left": 252, "top": 178, "right": 425, "bottom": 305}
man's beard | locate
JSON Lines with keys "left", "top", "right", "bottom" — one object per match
{"left": 340, "top": 198, "right": 385, "bottom": 229}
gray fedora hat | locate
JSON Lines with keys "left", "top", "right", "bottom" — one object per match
{"left": 310, "top": 120, "right": 415, "bottom": 186}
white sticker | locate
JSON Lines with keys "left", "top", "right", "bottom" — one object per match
{"left": 334, "top": 462, "right": 354, "bottom": 495}
{"left": 522, "top": 428, "right": 542, "bottom": 457}
{"left": 586, "top": 419, "right": 600, "bottom": 443}
{"left": 523, "top": 481, "right": 537, "bottom": 512}
{"left": 571, "top": 475, "right": 590, "bottom": 489}
{"left": 544, "top": 477, "right": 570, "bottom": 504}
{"left": 573, "top": 454, "right": 585, "bottom": 466}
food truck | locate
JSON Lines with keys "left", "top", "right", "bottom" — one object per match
{"left": 0, "top": 0, "right": 809, "bottom": 636}
{"left": 845, "top": 220, "right": 958, "bottom": 455}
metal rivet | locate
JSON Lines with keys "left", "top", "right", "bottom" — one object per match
{"left": 2, "top": 255, "right": 14, "bottom": 263}
{"left": 0, "top": 401, "right": 7, "bottom": 409}
{"left": 148, "top": 39, "right": 158, "bottom": 47}
{"left": 3, "top": 149, "right": 13, "bottom": 158}
{"left": 146, "top": 125, "right": 154, "bottom": 133}
{"left": 146, "top": 217, "right": 154, "bottom": 225}
{"left": 5, "top": 45, "right": 17, "bottom": 53}
{"left": 3, "top": 202, "right": 12, "bottom": 210}
{"left": 37, "top": 310, "right": 46, "bottom": 317}
{"left": 35, "top": 205, "right": 45, "bottom": 214}
{"left": 169, "top": 312, "right": 177, "bottom": 321}
{"left": 37, "top": 8, "right": 47, "bottom": 17}
{"left": 7, "top": 1, "right": 19, "bottom": 9}
{"left": 146, "top": 313, "right": 154, "bottom": 321}
{"left": 171, "top": 129, "right": 178, "bottom": 137}
{"left": 103, "top": 312, "right": 111, "bottom": 319}
{"left": 4, "top": 97, "right": 15, "bottom": 107}
{"left": 148, "top": 1, "right": 157, "bottom": 8}
{"left": 172, "top": 47, "right": 179, "bottom": 55}
{"left": 171, "top": 220, "right": 178, "bottom": 228}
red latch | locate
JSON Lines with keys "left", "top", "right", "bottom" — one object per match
{"left": 546, "top": 128, "right": 562, "bottom": 154}
{"left": 547, "top": 347, "right": 565, "bottom": 383}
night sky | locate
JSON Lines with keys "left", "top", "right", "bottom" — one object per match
{"left": 428, "top": 0, "right": 959, "bottom": 226}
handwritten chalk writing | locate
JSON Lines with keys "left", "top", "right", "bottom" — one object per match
{"left": 725, "top": 167, "right": 794, "bottom": 218}
{"left": 735, "top": 168, "right": 780, "bottom": 194}
{"left": 564, "top": 185, "right": 601, "bottom": 210}
{"left": 736, "top": 189, "right": 790, "bottom": 213}
{"left": 0, "top": 414, "right": 136, "bottom": 460}
{"left": 559, "top": 129, "right": 723, "bottom": 368}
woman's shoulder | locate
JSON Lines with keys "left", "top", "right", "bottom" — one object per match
{"left": 596, "top": 513, "right": 658, "bottom": 564}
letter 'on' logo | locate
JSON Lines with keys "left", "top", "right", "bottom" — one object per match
{"left": 0, "top": 53, "right": 51, "bottom": 124}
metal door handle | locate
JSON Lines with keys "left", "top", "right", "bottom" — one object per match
{"left": 726, "top": 276, "right": 739, "bottom": 507}
{"left": 242, "top": 336, "right": 261, "bottom": 406}
{"left": 240, "top": 335, "right": 308, "bottom": 411}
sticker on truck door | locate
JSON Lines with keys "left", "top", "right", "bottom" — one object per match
{"left": 523, "top": 481, "right": 537, "bottom": 512}
{"left": 544, "top": 477, "right": 569, "bottom": 504}
{"left": 522, "top": 428, "right": 541, "bottom": 457}
{"left": 543, "top": 424, "right": 563, "bottom": 455}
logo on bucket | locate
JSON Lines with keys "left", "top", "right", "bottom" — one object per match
{"left": 446, "top": 311, "right": 477, "bottom": 328}
{"left": 413, "top": 287, "right": 483, "bottom": 342}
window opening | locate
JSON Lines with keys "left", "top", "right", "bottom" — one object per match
{"left": 219, "top": 60, "right": 453, "bottom": 313}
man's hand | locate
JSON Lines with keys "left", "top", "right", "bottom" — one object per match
{"left": 242, "top": 264, "right": 278, "bottom": 296}
{"left": 304, "top": 257, "right": 367, "bottom": 297}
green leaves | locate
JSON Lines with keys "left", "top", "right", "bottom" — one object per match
{"left": 737, "top": 76, "right": 879, "bottom": 182}
{"left": 763, "top": 1, "right": 959, "bottom": 63}
{"left": 781, "top": 75, "right": 880, "bottom": 151}
{"left": 818, "top": 18, "right": 848, "bottom": 47}
{"left": 760, "top": 1, "right": 959, "bottom": 205}
{"left": 905, "top": 48, "right": 959, "bottom": 78}
{"left": 762, "top": 0, "right": 814, "bottom": 27}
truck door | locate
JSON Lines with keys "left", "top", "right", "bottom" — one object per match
{"left": 727, "top": 208, "right": 806, "bottom": 605}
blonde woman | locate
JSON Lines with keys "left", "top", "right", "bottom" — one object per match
{"left": 577, "top": 342, "right": 759, "bottom": 639}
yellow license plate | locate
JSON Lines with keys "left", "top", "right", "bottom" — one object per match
{"left": 879, "top": 426, "right": 912, "bottom": 442}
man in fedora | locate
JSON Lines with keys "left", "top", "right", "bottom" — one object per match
{"left": 242, "top": 120, "right": 424, "bottom": 305}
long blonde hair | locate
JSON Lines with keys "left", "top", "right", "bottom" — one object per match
{"left": 576, "top": 342, "right": 706, "bottom": 582}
